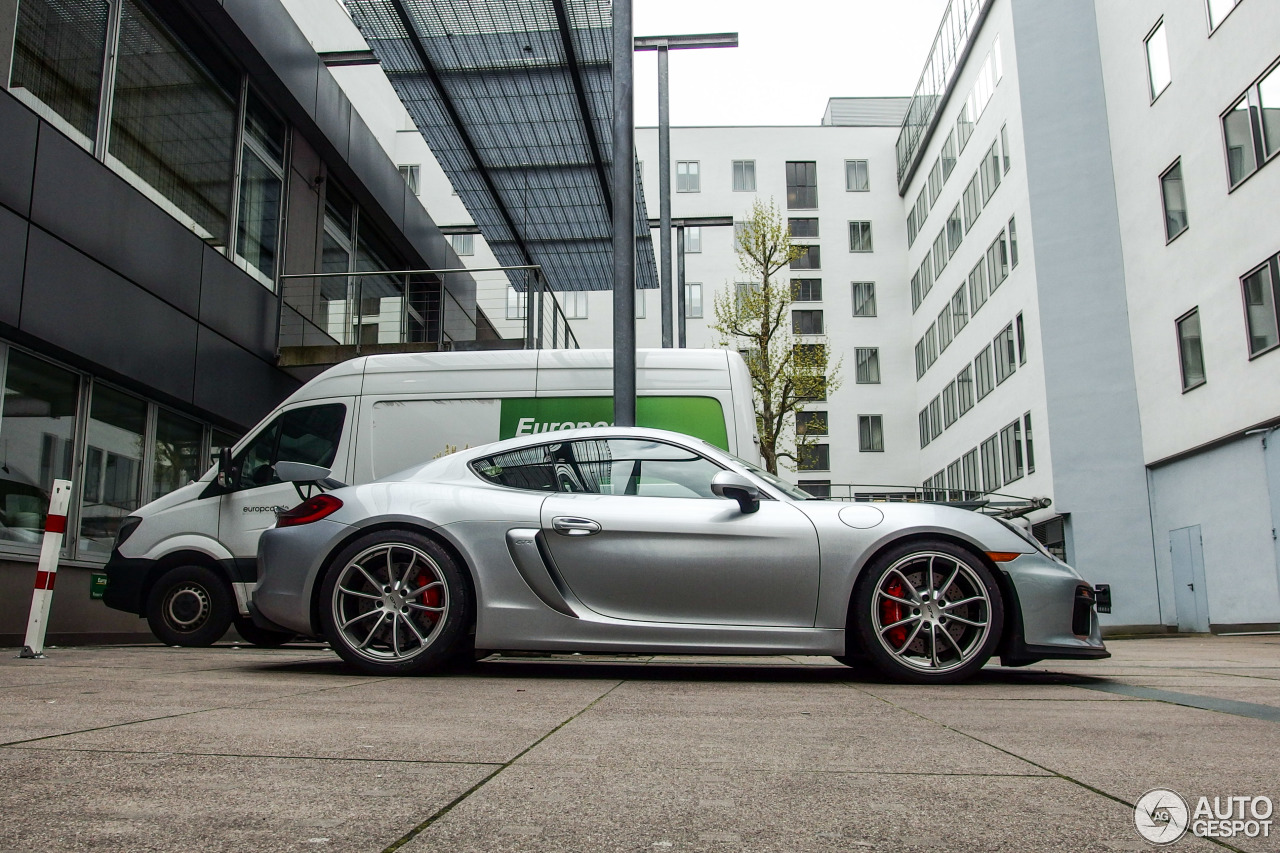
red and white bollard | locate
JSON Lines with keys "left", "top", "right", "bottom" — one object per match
{"left": 19, "top": 479, "right": 73, "bottom": 659}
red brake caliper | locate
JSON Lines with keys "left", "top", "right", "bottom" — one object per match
{"left": 416, "top": 573, "right": 442, "bottom": 624}
{"left": 882, "top": 579, "right": 907, "bottom": 649}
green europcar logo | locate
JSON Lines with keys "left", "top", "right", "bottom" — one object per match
{"left": 498, "top": 396, "right": 728, "bottom": 450}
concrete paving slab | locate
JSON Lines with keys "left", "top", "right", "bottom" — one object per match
{"left": 0, "top": 746, "right": 491, "bottom": 852}
{"left": 398, "top": 765, "right": 1219, "bottom": 853}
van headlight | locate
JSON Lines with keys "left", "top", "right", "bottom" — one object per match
{"left": 115, "top": 516, "right": 142, "bottom": 550}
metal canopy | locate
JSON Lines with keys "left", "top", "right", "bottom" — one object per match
{"left": 346, "top": 0, "right": 657, "bottom": 292}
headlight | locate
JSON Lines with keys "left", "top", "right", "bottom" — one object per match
{"left": 115, "top": 516, "right": 142, "bottom": 549}
{"left": 996, "top": 517, "right": 1054, "bottom": 560}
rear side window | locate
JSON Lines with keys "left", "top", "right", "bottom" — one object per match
{"left": 232, "top": 404, "right": 346, "bottom": 490}
{"left": 472, "top": 438, "right": 723, "bottom": 498}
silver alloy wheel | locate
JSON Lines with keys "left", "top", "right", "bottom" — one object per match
{"left": 163, "top": 583, "right": 211, "bottom": 632}
{"left": 331, "top": 542, "right": 450, "bottom": 663}
{"left": 870, "top": 551, "right": 992, "bottom": 674}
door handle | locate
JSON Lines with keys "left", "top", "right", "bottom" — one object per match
{"left": 552, "top": 517, "right": 601, "bottom": 536}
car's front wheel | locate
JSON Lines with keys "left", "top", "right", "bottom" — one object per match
{"left": 318, "top": 529, "right": 472, "bottom": 676}
{"left": 853, "top": 540, "right": 1003, "bottom": 684}
{"left": 145, "top": 565, "right": 234, "bottom": 647}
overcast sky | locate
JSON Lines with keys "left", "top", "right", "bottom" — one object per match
{"left": 632, "top": 0, "right": 951, "bottom": 126}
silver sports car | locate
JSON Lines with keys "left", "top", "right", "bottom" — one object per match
{"left": 251, "top": 427, "right": 1109, "bottom": 683}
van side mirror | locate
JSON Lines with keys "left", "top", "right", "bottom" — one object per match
{"left": 275, "top": 461, "right": 332, "bottom": 483}
{"left": 217, "top": 447, "right": 234, "bottom": 488}
{"left": 711, "top": 471, "right": 760, "bottom": 514}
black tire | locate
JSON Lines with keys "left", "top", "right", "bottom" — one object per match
{"left": 145, "top": 565, "right": 235, "bottom": 647}
{"left": 232, "top": 617, "right": 295, "bottom": 648}
{"left": 318, "top": 529, "right": 473, "bottom": 676}
{"left": 853, "top": 539, "right": 1004, "bottom": 684}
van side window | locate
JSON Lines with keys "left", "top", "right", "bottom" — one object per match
{"left": 232, "top": 404, "right": 346, "bottom": 490}
{"left": 472, "top": 438, "right": 722, "bottom": 498}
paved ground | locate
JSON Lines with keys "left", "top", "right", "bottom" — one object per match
{"left": 0, "top": 637, "right": 1277, "bottom": 852}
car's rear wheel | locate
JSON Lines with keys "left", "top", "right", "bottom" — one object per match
{"left": 319, "top": 530, "right": 472, "bottom": 676}
{"left": 854, "top": 540, "right": 1003, "bottom": 684}
{"left": 146, "top": 565, "right": 234, "bottom": 647}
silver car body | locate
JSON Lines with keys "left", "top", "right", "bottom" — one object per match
{"left": 253, "top": 427, "right": 1106, "bottom": 662}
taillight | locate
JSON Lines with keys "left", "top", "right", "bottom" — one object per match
{"left": 276, "top": 494, "right": 343, "bottom": 528}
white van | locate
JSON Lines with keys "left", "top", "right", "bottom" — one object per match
{"left": 103, "top": 349, "right": 759, "bottom": 646}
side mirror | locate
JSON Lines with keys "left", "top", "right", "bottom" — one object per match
{"left": 711, "top": 470, "right": 761, "bottom": 514}
{"left": 216, "top": 447, "right": 234, "bottom": 488}
{"left": 275, "top": 461, "right": 332, "bottom": 483}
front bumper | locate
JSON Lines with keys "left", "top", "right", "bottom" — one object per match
{"left": 102, "top": 551, "right": 152, "bottom": 615}
{"left": 998, "top": 553, "right": 1110, "bottom": 667}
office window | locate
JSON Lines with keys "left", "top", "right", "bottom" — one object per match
{"left": 980, "top": 435, "right": 1001, "bottom": 492}
{"left": 1172, "top": 306, "right": 1203, "bottom": 389}
{"left": 797, "top": 443, "right": 830, "bottom": 472}
{"left": 975, "top": 345, "right": 995, "bottom": 400}
{"left": 932, "top": 230, "right": 948, "bottom": 276}
{"left": 792, "top": 310, "right": 824, "bottom": 335}
{"left": 1161, "top": 160, "right": 1188, "bottom": 241}
{"left": 1000, "top": 419, "right": 1024, "bottom": 485}
{"left": 732, "top": 159, "right": 756, "bottom": 192}
{"left": 957, "top": 364, "right": 975, "bottom": 415}
{"left": 849, "top": 221, "right": 873, "bottom": 252}
{"left": 791, "top": 245, "right": 821, "bottom": 270}
{"left": 918, "top": 408, "right": 930, "bottom": 449}
{"left": 941, "top": 130, "right": 957, "bottom": 179}
{"left": 452, "top": 233, "right": 475, "bottom": 256}
{"left": 919, "top": 257, "right": 934, "bottom": 300}
{"left": 792, "top": 279, "right": 822, "bottom": 302}
{"left": 235, "top": 88, "right": 286, "bottom": 283}
{"left": 928, "top": 396, "right": 943, "bottom": 440}
{"left": 636, "top": 289, "right": 646, "bottom": 319}
{"left": 398, "top": 164, "right": 420, "bottom": 195}
{"left": 855, "top": 348, "right": 881, "bottom": 384}
{"left": 915, "top": 187, "right": 930, "bottom": 228}
{"left": 797, "top": 481, "right": 831, "bottom": 498}
{"left": 962, "top": 172, "right": 982, "bottom": 232}
{"left": 946, "top": 204, "right": 963, "bottom": 257}
{"left": 685, "top": 227, "right": 702, "bottom": 253}
{"left": 859, "top": 415, "right": 884, "bottom": 452}
{"left": 957, "top": 101, "right": 974, "bottom": 151}
{"left": 1223, "top": 95, "right": 1258, "bottom": 186}
{"left": 845, "top": 159, "right": 870, "bottom": 191}
{"left": 796, "top": 410, "right": 828, "bottom": 436}
{"left": 937, "top": 304, "right": 953, "bottom": 352}
{"left": 928, "top": 159, "right": 943, "bottom": 206}
{"left": 676, "top": 161, "right": 700, "bottom": 192}
{"left": 1242, "top": 260, "right": 1280, "bottom": 356}
{"left": 79, "top": 385, "right": 147, "bottom": 557}
{"left": 786, "top": 161, "right": 818, "bottom": 209}
{"left": 1024, "top": 413, "right": 1035, "bottom": 473}
{"left": 907, "top": 209, "right": 919, "bottom": 247}
{"left": 942, "top": 380, "right": 958, "bottom": 428}
{"left": 1258, "top": 64, "right": 1280, "bottom": 159}
{"left": 952, "top": 286, "right": 969, "bottom": 334}
{"left": 987, "top": 231, "right": 1009, "bottom": 293}
{"left": 969, "top": 257, "right": 988, "bottom": 316}
{"left": 1000, "top": 125, "right": 1010, "bottom": 173}
{"left": 11, "top": 0, "right": 110, "bottom": 144}
{"left": 852, "top": 282, "right": 877, "bottom": 317}
{"left": 924, "top": 322, "right": 938, "bottom": 368}
{"left": 994, "top": 323, "right": 1017, "bottom": 384}
{"left": 685, "top": 283, "right": 703, "bottom": 318}
{"left": 914, "top": 339, "right": 927, "bottom": 380}
{"left": 1008, "top": 217, "right": 1019, "bottom": 267}
{"left": 507, "top": 287, "right": 527, "bottom": 320}
{"left": 1016, "top": 312, "right": 1026, "bottom": 364}
{"left": 734, "top": 221, "right": 748, "bottom": 251}
{"left": 911, "top": 271, "right": 922, "bottom": 313}
{"left": 1146, "top": 20, "right": 1171, "bottom": 101}
{"left": 962, "top": 448, "right": 980, "bottom": 496}
{"left": 980, "top": 141, "right": 1001, "bottom": 202}
{"left": 1207, "top": 0, "right": 1242, "bottom": 30}
{"left": 564, "top": 290, "right": 588, "bottom": 320}
{"left": 789, "top": 218, "right": 819, "bottom": 239}
{"left": 152, "top": 409, "right": 203, "bottom": 503}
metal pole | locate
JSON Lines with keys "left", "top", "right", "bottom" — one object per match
{"left": 525, "top": 273, "right": 535, "bottom": 350}
{"left": 677, "top": 225, "right": 687, "bottom": 348}
{"left": 537, "top": 274, "right": 545, "bottom": 349}
{"left": 657, "top": 43, "right": 672, "bottom": 348}
{"left": 612, "top": 0, "right": 636, "bottom": 425}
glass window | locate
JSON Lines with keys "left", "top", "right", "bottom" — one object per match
{"left": 980, "top": 435, "right": 1001, "bottom": 492}
{"left": 797, "top": 481, "right": 831, "bottom": 499}
{"left": 1146, "top": 20, "right": 1171, "bottom": 101}
{"left": 1161, "top": 161, "right": 1188, "bottom": 241}
{"left": 1207, "top": 0, "right": 1242, "bottom": 30}
{"left": 987, "top": 231, "right": 1009, "bottom": 293}
{"left": 398, "top": 164, "right": 420, "bottom": 194}
{"left": 507, "top": 287, "right": 527, "bottom": 320}
{"left": 962, "top": 448, "right": 980, "bottom": 496}
{"left": 938, "top": 304, "right": 953, "bottom": 352}
{"left": 685, "top": 283, "right": 702, "bottom": 319}
{"left": 855, "top": 348, "right": 880, "bottom": 384}
{"left": 504, "top": 438, "right": 723, "bottom": 499}
{"left": 564, "top": 291, "right": 588, "bottom": 320}
{"left": 1000, "top": 124, "right": 1011, "bottom": 173}
{"left": 1000, "top": 419, "right": 1024, "bottom": 484}
{"left": 918, "top": 409, "right": 930, "bottom": 449}
{"left": 845, "top": 159, "right": 869, "bottom": 191}
{"left": 1223, "top": 95, "right": 1258, "bottom": 186}
{"left": 786, "top": 161, "right": 818, "bottom": 209}
{"left": 951, "top": 285, "right": 969, "bottom": 334}
{"left": 685, "top": 226, "right": 702, "bottom": 253}
{"left": 1008, "top": 217, "right": 1019, "bottom": 267}
{"left": 928, "top": 396, "right": 942, "bottom": 440}
{"left": 858, "top": 415, "right": 884, "bottom": 452}
{"left": 0, "top": 352, "right": 80, "bottom": 547}
{"left": 924, "top": 322, "right": 938, "bottom": 368}
{"left": 796, "top": 411, "right": 828, "bottom": 436}
{"left": 792, "top": 310, "right": 824, "bottom": 335}
{"left": 79, "top": 386, "right": 147, "bottom": 558}
{"left": 907, "top": 209, "right": 918, "bottom": 247}
{"left": 995, "top": 323, "right": 1017, "bottom": 384}
{"left": 915, "top": 187, "right": 930, "bottom": 228}
{"left": 1024, "top": 413, "right": 1035, "bottom": 473}
{"left": 957, "top": 101, "right": 974, "bottom": 151}
{"left": 975, "top": 345, "right": 995, "bottom": 400}
{"left": 942, "top": 380, "right": 958, "bottom": 428}
{"left": 928, "top": 159, "right": 943, "bottom": 206}
{"left": 789, "top": 218, "right": 819, "bottom": 239}
{"left": 109, "top": 0, "right": 239, "bottom": 247}
{"left": 852, "top": 282, "right": 876, "bottom": 317}
{"left": 1257, "top": 64, "right": 1280, "bottom": 159}
{"left": 1016, "top": 312, "right": 1026, "bottom": 364}
{"left": 231, "top": 404, "right": 346, "bottom": 492}
{"left": 676, "top": 161, "right": 700, "bottom": 192}
{"left": 10, "top": 0, "right": 109, "bottom": 146}
{"left": 791, "top": 279, "right": 822, "bottom": 302}
{"left": 732, "top": 160, "right": 756, "bottom": 192}
{"left": 911, "top": 271, "right": 922, "bottom": 313}
{"left": 981, "top": 141, "right": 1002, "bottom": 201}
{"left": 1172, "top": 306, "right": 1203, "bottom": 389}
{"left": 946, "top": 204, "right": 962, "bottom": 256}
{"left": 790, "top": 245, "right": 821, "bottom": 270}
{"left": 962, "top": 172, "right": 981, "bottom": 232}
{"left": 969, "top": 257, "right": 988, "bottom": 316}
{"left": 452, "top": 234, "right": 475, "bottom": 256}
{"left": 235, "top": 90, "right": 285, "bottom": 284}
{"left": 932, "top": 230, "right": 948, "bottom": 276}
{"left": 941, "top": 130, "right": 957, "bottom": 179}
{"left": 849, "top": 221, "right": 873, "bottom": 252}
{"left": 797, "top": 443, "right": 830, "bottom": 472}
{"left": 151, "top": 409, "right": 204, "bottom": 502}
{"left": 1242, "top": 261, "right": 1280, "bottom": 356}
{"left": 957, "top": 364, "right": 975, "bottom": 415}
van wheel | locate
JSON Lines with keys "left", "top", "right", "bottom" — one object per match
{"left": 146, "top": 565, "right": 234, "bottom": 647}
{"left": 233, "top": 617, "right": 295, "bottom": 647}
{"left": 319, "top": 529, "right": 473, "bottom": 676}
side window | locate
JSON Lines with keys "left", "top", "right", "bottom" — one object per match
{"left": 472, "top": 438, "right": 723, "bottom": 498}
{"left": 232, "top": 404, "right": 346, "bottom": 490}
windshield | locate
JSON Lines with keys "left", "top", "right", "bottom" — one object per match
{"left": 719, "top": 451, "right": 815, "bottom": 501}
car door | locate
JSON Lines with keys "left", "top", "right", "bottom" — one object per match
{"left": 536, "top": 437, "right": 820, "bottom": 627}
